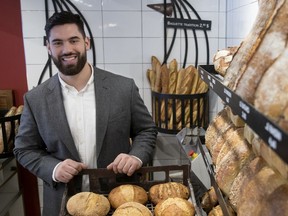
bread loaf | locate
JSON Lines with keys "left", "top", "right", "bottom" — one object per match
{"left": 147, "top": 69, "right": 156, "bottom": 91}
{"left": 215, "top": 137, "right": 254, "bottom": 195}
{"left": 208, "top": 204, "right": 235, "bottom": 216}
{"left": 66, "top": 192, "right": 110, "bottom": 216}
{"left": 160, "top": 64, "right": 170, "bottom": 121}
{"left": 201, "top": 187, "right": 218, "bottom": 212}
{"left": 258, "top": 183, "right": 288, "bottom": 216}
{"left": 226, "top": 106, "right": 245, "bottom": 127}
{"left": 148, "top": 182, "right": 189, "bottom": 205}
{"left": 205, "top": 107, "right": 232, "bottom": 151}
{"left": 228, "top": 156, "right": 266, "bottom": 210}
{"left": 254, "top": 48, "right": 288, "bottom": 132}
{"left": 210, "top": 125, "right": 236, "bottom": 165}
{"left": 223, "top": 0, "right": 279, "bottom": 89}
{"left": 237, "top": 166, "right": 287, "bottom": 216}
{"left": 112, "top": 202, "right": 152, "bottom": 216}
{"left": 154, "top": 197, "right": 195, "bottom": 216}
{"left": 168, "top": 59, "right": 178, "bottom": 94}
{"left": 215, "top": 128, "right": 245, "bottom": 166}
{"left": 234, "top": 0, "right": 288, "bottom": 104}
{"left": 213, "top": 46, "right": 239, "bottom": 77}
{"left": 108, "top": 184, "right": 148, "bottom": 209}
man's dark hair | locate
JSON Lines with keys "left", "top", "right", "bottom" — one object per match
{"left": 45, "top": 11, "right": 86, "bottom": 40}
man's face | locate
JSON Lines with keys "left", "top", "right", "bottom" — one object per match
{"left": 47, "top": 24, "right": 90, "bottom": 76}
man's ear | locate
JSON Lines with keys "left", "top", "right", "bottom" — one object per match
{"left": 85, "top": 37, "right": 91, "bottom": 50}
{"left": 46, "top": 40, "right": 52, "bottom": 55}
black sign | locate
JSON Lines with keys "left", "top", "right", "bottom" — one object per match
{"left": 166, "top": 18, "right": 211, "bottom": 30}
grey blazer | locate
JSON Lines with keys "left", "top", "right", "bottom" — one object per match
{"left": 14, "top": 67, "right": 157, "bottom": 216}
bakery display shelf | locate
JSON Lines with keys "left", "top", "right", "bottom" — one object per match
{"left": 60, "top": 165, "right": 202, "bottom": 216}
{"left": 177, "top": 128, "right": 233, "bottom": 216}
{"left": 198, "top": 65, "right": 288, "bottom": 164}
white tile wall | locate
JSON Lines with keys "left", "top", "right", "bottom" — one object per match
{"left": 20, "top": 0, "right": 259, "bottom": 214}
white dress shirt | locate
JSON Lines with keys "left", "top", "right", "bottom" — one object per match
{"left": 53, "top": 64, "right": 96, "bottom": 191}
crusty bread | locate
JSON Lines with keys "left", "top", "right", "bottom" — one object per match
{"left": 168, "top": 59, "right": 178, "bottom": 94}
{"left": 154, "top": 197, "right": 195, "bottom": 216}
{"left": 223, "top": 0, "right": 279, "bottom": 89}
{"left": 228, "top": 156, "right": 266, "bottom": 210}
{"left": 237, "top": 166, "right": 287, "bottom": 216}
{"left": 243, "top": 124, "right": 256, "bottom": 145}
{"left": 213, "top": 46, "right": 239, "bottom": 77}
{"left": 201, "top": 187, "right": 218, "bottom": 212}
{"left": 226, "top": 106, "right": 245, "bottom": 127}
{"left": 146, "top": 69, "right": 156, "bottom": 91}
{"left": 208, "top": 204, "right": 235, "bottom": 216}
{"left": 258, "top": 183, "right": 288, "bottom": 216}
{"left": 252, "top": 136, "right": 288, "bottom": 180}
{"left": 148, "top": 182, "right": 189, "bottom": 205}
{"left": 215, "top": 137, "right": 254, "bottom": 195}
{"left": 108, "top": 184, "right": 148, "bottom": 209}
{"left": 254, "top": 48, "right": 288, "bottom": 132}
{"left": 210, "top": 125, "right": 236, "bottom": 165}
{"left": 66, "top": 192, "right": 110, "bottom": 216}
{"left": 205, "top": 107, "right": 232, "bottom": 151}
{"left": 215, "top": 128, "right": 245, "bottom": 166}
{"left": 234, "top": 0, "right": 288, "bottom": 104}
{"left": 112, "top": 202, "right": 152, "bottom": 216}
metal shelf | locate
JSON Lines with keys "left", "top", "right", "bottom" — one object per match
{"left": 198, "top": 65, "right": 288, "bottom": 164}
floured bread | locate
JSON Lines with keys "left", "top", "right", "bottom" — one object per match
{"left": 215, "top": 138, "right": 254, "bottom": 195}
{"left": 224, "top": 0, "right": 279, "bottom": 89}
{"left": 108, "top": 184, "right": 148, "bottom": 209}
{"left": 213, "top": 46, "right": 239, "bottom": 76}
{"left": 149, "top": 182, "right": 189, "bottom": 205}
{"left": 228, "top": 156, "right": 266, "bottom": 210}
{"left": 154, "top": 197, "right": 195, "bottom": 216}
{"left": 66, "top": 192, "right": 110, "bottom": 216}
{"left": 258, "top": 183, "right": 288, "bottom": 216}
{"left": 205, "top": 107, "right": 232, "bottom": 151}
{"left": 237, "top": 166, "right": 287, "bottom": 216}
{"left": 112, "top": 202, "right": 152, "bottom": 216}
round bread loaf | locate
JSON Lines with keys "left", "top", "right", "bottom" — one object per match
{"left": 66, "top": 192, "right": 110, "bottom": 216}
{"left": 154, "top": 197, "right": 195, "bottom": 216}
{"left": 205, "top": 107, "right": 232, "bottom": 151}
{"left": 258, "top": 183, "right": 288, "bottom": 216}
{"left": 108, "top": 184, "right": 148, "bottom": 209}
{"left": 149, "top": 182, "right": 189, "bottom": 205}
{"left": 228, "top": 156, "right": 266, "bottom": 210}
{"left": 237, "top": 166, "right": 287, "bottom": 216}
{"left": 112, "top": 201, "right": 152, "bottom": 216}
{"left": 215, "top": 138, "right": 254, "bottom": 196}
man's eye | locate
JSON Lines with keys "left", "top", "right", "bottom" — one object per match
{"left": 53, "top": 41, "right": 62, "bottom": 46}
{"left": 71, "top": 39, "right": 79, "bottom": 44}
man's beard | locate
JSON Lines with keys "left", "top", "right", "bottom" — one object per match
{"left": 51, "top": 51, "right": 87, "bottom": 76}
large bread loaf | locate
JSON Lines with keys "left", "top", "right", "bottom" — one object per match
{"left": 154, "top": 197, "right": 195, "bottom": 216}
{"left": 108, "top": 184, "right": 148, "bottom": 209}
{"left": 112, "top": 202, "right": 152, "bottom": 216}
{"left": 148, "top": 182, "right": 189, "bottom": 205}
{"left": 237, "top": 166, "right": 287, "bottom": 216}
{"left": 66, "top": 192, "right": 110, "bottom": 216}
{"left": 234, "top": 0, "right": 288, "bottom": 104}
{"left": 223, "top": 0, "right": 278, "bottom": 89}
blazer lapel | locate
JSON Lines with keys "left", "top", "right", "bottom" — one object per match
{"left": 94, "top": 68, "right": 110, "bottom": 158}
{"left": 46, "top": 75, "right": 81, "bottom": 161}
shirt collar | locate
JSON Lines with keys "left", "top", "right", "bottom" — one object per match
{"left": 58, "top": 63, "right": 94, "bottom": 93}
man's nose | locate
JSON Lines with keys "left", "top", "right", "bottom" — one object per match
{"left": 62, "top": 42, "right": 73, "bottom": 53}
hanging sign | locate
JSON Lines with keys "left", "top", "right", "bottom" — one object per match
{"left": 166, "top": 18, "right": 211, "bottom": 30}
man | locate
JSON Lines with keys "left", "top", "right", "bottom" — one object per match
{"left": 14, "top": 11, "right": 157, "bottom": 216}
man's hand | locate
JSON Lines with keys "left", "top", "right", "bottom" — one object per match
{"left": 107, "top": 153, "right": 142, "bottom": 176}
{"left": 54, "top": 159, "right": 87, "bottom": 183}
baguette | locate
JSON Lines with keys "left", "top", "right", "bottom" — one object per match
{"left": 160, "top": 64, "right": 170, "bottom": 121}
{"left": 168, "top": 59, "right": 178, "bottom": 94}
{"left": 146, "top": 69, "right": 156, "bottom": 91}
{"left": 154, "top": 61, "right": 162, "bottom": 93}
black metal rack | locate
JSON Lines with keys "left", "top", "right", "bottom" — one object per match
{"left": 198, "top": 65, "right": 288, "bottom": 164}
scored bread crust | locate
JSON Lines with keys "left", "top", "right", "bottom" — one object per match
{"left": 234, "top": 0, "right": 288, "bottom": 104}
{"left": 223, "top": 0, "right": 279, "bottom": 89}
{"left": 237, "top": 166, "right": 287, "bottom": 216}
{"left": 66, "top": 192, "right": 110, "bottom": 216}
{"left": 112, "top": 202, "right": 152, "bottom": 216}
{"left": 108, "top": 184, "right": 148, "bottom": 209}
{"left": 148, "top": 182, "right": 189, "bottom": 205}
{"left": 154, "top": 197, "right": 195, "bottom": 216}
